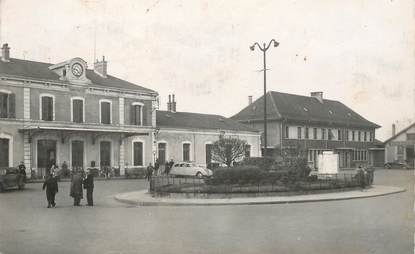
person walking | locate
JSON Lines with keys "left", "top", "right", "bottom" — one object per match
{"left": 70, "top": 172, "right": 84, "bottom": 206}
{"left": 146, "top": 163, "right": 154, "bottom": 181}
{"left": 83, "top": 170, "right": 94, "bottom": 206}
{"left": 42, "top": 171, "right": 58, "bottom": 208}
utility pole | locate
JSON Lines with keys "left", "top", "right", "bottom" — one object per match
{"left": 250, "top": 39, "right": 279, "bottom": 157}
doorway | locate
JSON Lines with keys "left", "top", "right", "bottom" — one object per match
{"left": 0, "top": 138, "right": 9, "bottom": 167}
{"left": 406, "top": 146, "right": 414, "bottom": 168}
{"left": 158, "top": 143, "right": 166, "bottom": 164}
{"left": 37, "top": 140, "right": 57, "bottom": 174}
{"left": 71, "top": 140, "right": 84, "bottom": 170}
{"left": 100, "top": 141, "right": 111, "bottom": 167}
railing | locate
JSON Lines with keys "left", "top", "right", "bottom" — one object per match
{"left": 149, "top": 172, "right": 373, "bottom": 195}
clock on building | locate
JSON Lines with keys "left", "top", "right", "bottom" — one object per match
{"left": 71, "top": 63, "right": 84, "bottom": 77}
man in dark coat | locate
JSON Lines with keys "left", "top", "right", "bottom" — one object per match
{"left": 146, "top": 163, "right": 154, "bottom": 181}
{"left": 70, "top": 172, "right": 83, "bottom": 206}
{"left": 83, "top": 170, "right": 94, "bottom": 206}
{"left": 18, "top": 161, "right": 27, "bottom": 183}
{"left": 42, "top": 172, "right": 58, "bottom": 208}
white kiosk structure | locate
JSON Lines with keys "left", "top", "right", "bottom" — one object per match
{"left": 317, "top": 151, "right": 339, "bottom": 178}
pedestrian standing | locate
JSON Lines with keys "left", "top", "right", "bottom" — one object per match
{"left": 154, "top": 159, "right": 160, "bottom": 176}
{"left": 18, "top": 161, "right": 27, "bottom": 183}
{"left": 146, "top": 163, "right": 154, "bottom": 181}
{"left": 70, "top": 172, "right": 83, "bottom": 206}
{"left": 83, "top": 170, "right": 94, "bottom": 206}
{"left": 164, "top": 161, "right": 169, "bottom": 175}
{"left": 42, "top": 172, "right": 58, "bottom": 208}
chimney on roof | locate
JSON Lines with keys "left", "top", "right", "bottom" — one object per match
{"left": 172, "top": 94, "right": 177, "bottom": 112}
{"left": 167, "top": 94, "right": 177, "bottom": 112}
{"left": 167, "top": 95, "right": 172, "bottom": 111}
{"left": 248, "top": 95, "right": 253, "bottom": 105}
{"left": 392, "top": 123, "right": 396, "bottom": 136}
{"left": 94, "top": 56, "right": 107, "bottom": 78}
{"left": 310, "top": 91, "right": 323, "bottom": 103}
{"left": 1, "top": 43, "right": 10, "bottom": 62}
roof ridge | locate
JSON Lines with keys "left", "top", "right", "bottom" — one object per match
{"left": 384, "top": 122, "right": 415, "bottom": 144}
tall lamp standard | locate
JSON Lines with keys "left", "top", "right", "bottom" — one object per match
{"left": 250, "top": 39, "right": 279, "bottom": 157}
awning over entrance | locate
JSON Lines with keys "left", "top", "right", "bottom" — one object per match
{"left": 19, "top": 125, "right": 151, "bottom": 144}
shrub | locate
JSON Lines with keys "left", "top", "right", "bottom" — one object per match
{"left": 205, "top": 167, "right": 287, "bottom": 186}
{"left": 240, "top": 157, "right": 276, "bottom": 170}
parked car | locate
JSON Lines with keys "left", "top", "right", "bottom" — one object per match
{"left": 0, "top": 167, "right": 25, "bottom": 192}
{"left": 384, "top": 161, "right": 410, "bottom": 169}
{"left": 170, "top": 162, "right": 213, "bottom": 178}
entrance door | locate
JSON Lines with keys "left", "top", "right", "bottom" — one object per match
{"left": 37, "top": 140, "right": 57, "bottom": 174}
{"left": 100, "top": 141, "right": 111, "bottom": 167}
{"left": 158, "top": 143, "right": 166, "bottom": 164}
{"left": 0, "top": 138, "right": 9, "bottom": 167}
{"left": 71, "top": 140, "right": 84, "bottom": 170}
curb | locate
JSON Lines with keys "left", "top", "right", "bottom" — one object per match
{"left": 114, "top": 185, "right": 406, "bottom": 206}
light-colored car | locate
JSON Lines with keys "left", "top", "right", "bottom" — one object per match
{"left": 170, "top": 162, "right": 213, "bottom": 178}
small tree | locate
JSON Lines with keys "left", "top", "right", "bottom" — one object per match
{"left": 212, "top": 137, "right": 248, "bottom": 167}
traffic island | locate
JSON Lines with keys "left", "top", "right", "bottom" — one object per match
{"left": 114, "top": 185, "right": 405, "bottom": 206}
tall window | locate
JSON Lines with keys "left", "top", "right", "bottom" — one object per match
{"left": 322, "top": 128, "right": 326, "bottom": 140}
{"left": 131, "top": 104, "right": 143, "bottom": 126}
{"left": 72, "top": 98, "right": 84, "bottom": 123}
{"left": 40, "top": 95, "right": 54, "bottom": 121}
{"left": 313, "top": 128, "right": 317, "bottom": 140}
{"left": 305, "top": 127, "right": 309, "bottom": 139}
{"left": 328, "top": 129, "right": 333, "bottom": 140}
{"left": 284, "top": 126, "right": 289, "bottom": 139}
{"left": 183, "top": 143, "right": 190, "bottom": 161}
{"left": 352, "top": 131, "right": 355, "bottom": 141}
{"left": 364, "top": 131, "right": 367, "bottom": 142}
{"left": 345, "top": 130, "right": 349, "bottom": 141}
{"left": 0, "top": 92, "right": 15, "bottom": 119}
{"left": 358, "top": 131, "right": 361, "bottom": 142}
{"left": 133, "top": 142, "right": 143, "bottom": 166}
{"left": 338, "top": 129, "right": 342, "bottom": 141}
{"left": 100, "top": 100, "right": 111, "bottom": 124}
{"left": 297, "top": 127, "right": 302, "bottom": 139}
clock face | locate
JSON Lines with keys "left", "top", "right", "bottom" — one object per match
{"left": 71, "top": 63, "right": 84, "bottom": 77}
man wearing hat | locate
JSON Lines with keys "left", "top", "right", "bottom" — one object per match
{"left": 42, "top": 171, "right": 58, "bottom": 208}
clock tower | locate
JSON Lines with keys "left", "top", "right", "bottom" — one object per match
{"left": 49, "top": 57, "right": 91, "bottom": 85}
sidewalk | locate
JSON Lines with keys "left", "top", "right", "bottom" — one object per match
{"left": 114, "top": 185, "right": 405, "bottom": 206}
{"left": 27, "top": 176, "right": 141, "bottom": 183}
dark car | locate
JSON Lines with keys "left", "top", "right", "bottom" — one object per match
{"left": 0, "top": 167, "right": 25, "bottom": 192}
{"left": 384, "top": 161, "right": 410, "bottom": 169}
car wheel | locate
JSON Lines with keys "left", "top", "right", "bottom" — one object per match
{"left": 196, "top": 172, "right": 203, "bottom": 178}
{"left": 385, "top": 164, "right": 391, "bottom": 169}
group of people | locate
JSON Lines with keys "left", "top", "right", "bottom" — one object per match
{"left": 145, "top": 159, "right": 175, "bottom": 181}
{"left": 42, "top": 169, "right": 95, "bottom": 208}
{"left": 356, "top": 166, "right": 375, "bottom": 189}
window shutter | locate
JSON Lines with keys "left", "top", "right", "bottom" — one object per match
{"left": 8, "top": 93, "right": 15, "bottom": 118}
{"left": 130, "top": 105, "right": 135, "bottom": 125}
{"left": 41, "top": 97, "right": 47, "bottom": 120}
{"left": 48, "top": 97, "right": 53, "bottom": 120}
{"left": 142, "top": 105, "right": 147, "bottom": 126}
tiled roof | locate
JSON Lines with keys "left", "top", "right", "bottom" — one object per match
{"left": 157, "top": 110, "right": 259, "bottom": 133}
{"left": 232, "top": 91, "right": 380, "bottom": 128}
{"left": 0, "top": 58, "right": 156, "bottom": 93}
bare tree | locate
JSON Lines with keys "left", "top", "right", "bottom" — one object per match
{"left": 211, "top": 137, "right": 248, "bottom": 167}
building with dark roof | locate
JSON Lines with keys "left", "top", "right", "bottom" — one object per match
{"left": 0, "top": 43, "right": 158, "bottom": 177}
{"left": 154, "top": 95, "right": 260, "bottom": 168}
{"left": 232, "top": 91, "right": 381, "bottom": 169}
{"left": 384, "top": 122, "right": 415, "bottom": 168}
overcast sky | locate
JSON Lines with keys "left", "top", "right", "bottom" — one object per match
{"left": 1, "top": 0, "right": 414, "bottom": 140}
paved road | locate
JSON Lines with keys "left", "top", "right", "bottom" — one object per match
{"left": 0, "top": 169, "right": 413, "bottom": 254}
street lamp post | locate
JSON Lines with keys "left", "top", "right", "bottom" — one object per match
{"left": 250, "top": 39, "right": 279, "bottom": 157}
